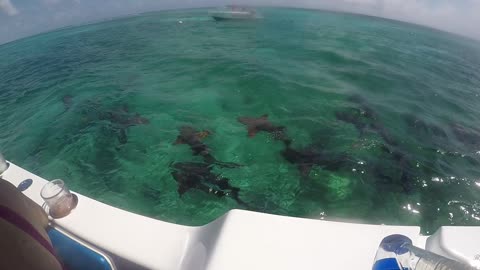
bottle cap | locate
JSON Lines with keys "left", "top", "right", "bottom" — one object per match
{"left": 380, "top": 234, "right": 412, "bottom": 255}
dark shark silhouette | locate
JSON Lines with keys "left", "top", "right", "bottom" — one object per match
{"left": 336, "top": 95, "right": 396, "bottom": 146}
{"left": 97, "top": 104, "right": 149, "bottom": 145}
{"left": 335, "top": 108, "right": 369, "bottom": 135}
{"left": 171, "top": 162, "right": 247, "bottom": 207}
{"left": 404, "top": 115, "right": 479, "bottom": 165}
{"left": 336, "top": 95, "right": 417, "bottom": 193}
{"left": 237, "top": 114, "right": 290, "bottom": 142}
{"left": 404, "top": 113, "right": 447, "bottom": 138}
{"left": 103, "top": 105, "right": 150, "bottom": 128}
{"left": 174, "top": 126, "right": 241, "bottom": 168}
{"left": 62, "top": 95, "right": 73, "bottom": 110}
{"left": 450, "top": 123, "right": 480, "bottom": 146}
{"left": 281, "top": 144, "right": 348, "bottom": 178}
{"left": 174, "top": 126, "right": 212, "bottom": 156}
{"left": 372, "top": 148, "right": 415, "bottom": 194}
{"left": 117, "top": 128, "right": 128, "bottom": 145}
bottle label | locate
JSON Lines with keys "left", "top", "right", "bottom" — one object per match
{"left": 373, "top": 258, "right": 402, "bottom": 270}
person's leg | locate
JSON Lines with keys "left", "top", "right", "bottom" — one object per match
{"left": 0, "top": 220, "right": 63, "bottom": 270}
{"left": 0, "top": 179, "right": 49, "bottom": 240}
{"left": 0, "top": 178, "right": 62, "bottom": 270}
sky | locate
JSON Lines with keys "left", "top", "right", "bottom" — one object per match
{"left": 0, "top": 0, "right": 479, "bottom": 44}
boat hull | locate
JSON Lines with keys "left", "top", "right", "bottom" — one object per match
{"left": 210, "top": 11, "right": 257, "bottom": 21}
{"left": 2, "top": 161, "right": 479, "bottom": 270}
{"left": 212, "top": 16, "right": 255, "bottom": 21}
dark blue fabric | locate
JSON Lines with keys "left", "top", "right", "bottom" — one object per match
{"left": 48, "top": 228, "right": 114, "bottom": 270}
{"left": 17, "top": 178, "right": 33, "bottom": 191}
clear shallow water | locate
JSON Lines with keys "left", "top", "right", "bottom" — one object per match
{"left": 1, "top": 8, "right": 480, "bottom": 233}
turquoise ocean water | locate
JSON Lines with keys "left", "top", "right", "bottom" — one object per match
{"left": 1, "top": 8, "right": 479, "bottom": 234}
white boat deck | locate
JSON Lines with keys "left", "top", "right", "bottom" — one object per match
{"left": 2, "top": 162, "right": 479, "bottom": 270}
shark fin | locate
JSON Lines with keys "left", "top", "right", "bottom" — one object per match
{"left": 173, "top": 137, "right": 185, "bottom": 145}
{"left": 298, "top": 164, "right": 313, "bottom": 178}
{"left": 196, "top": 130, "right": 211, "bottom": 140}
{"left": 248, "top": 127, "right": 257, "bottom": 137}
{"left": 178, "top": 185, "right": 190, "bottom": 196}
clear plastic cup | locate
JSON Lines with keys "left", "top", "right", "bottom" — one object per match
{"left": 40, "top": 179, "right": 75, "bottom": 218}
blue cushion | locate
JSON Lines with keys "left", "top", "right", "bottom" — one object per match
{"left": 48, "top": 228, "right": 114, "bottom": 270}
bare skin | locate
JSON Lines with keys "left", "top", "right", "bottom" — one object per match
{"left": 0, "top": 179, "right": 62, "bottom": 270}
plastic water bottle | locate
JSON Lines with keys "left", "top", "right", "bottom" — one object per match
{"left": 395, "top": 242, "right": 475, "bottom": 270}
{"left": 373, "top": 234, "right": 409, "bottom": 270}
{"left": 373, "top": 234, "right": 475, "bottom": 270}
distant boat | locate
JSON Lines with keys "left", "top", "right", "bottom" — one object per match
{"left": 209, "top": 5, "right": 260, "bottom": 21}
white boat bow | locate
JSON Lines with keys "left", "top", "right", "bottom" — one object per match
{"left": 2, "top": 161, "right": 479, "bottom": 270}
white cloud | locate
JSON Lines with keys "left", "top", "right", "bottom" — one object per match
{"left": 42, "top": 0, "right": 62, "bottom": 4}
{"left": 230, "top": 0, "right": 480, "bottom": 38}
{"left": 252, "top": 0, "right": 480, "bottom": 39}
{"left": 0, "top": 0, "right": 18, "bottom": 15}
{"left": 345, "top": 0, "right": 480, "bottom": 39}
{"left": 1, "top": 0, "right": 480, "bottom": 44}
